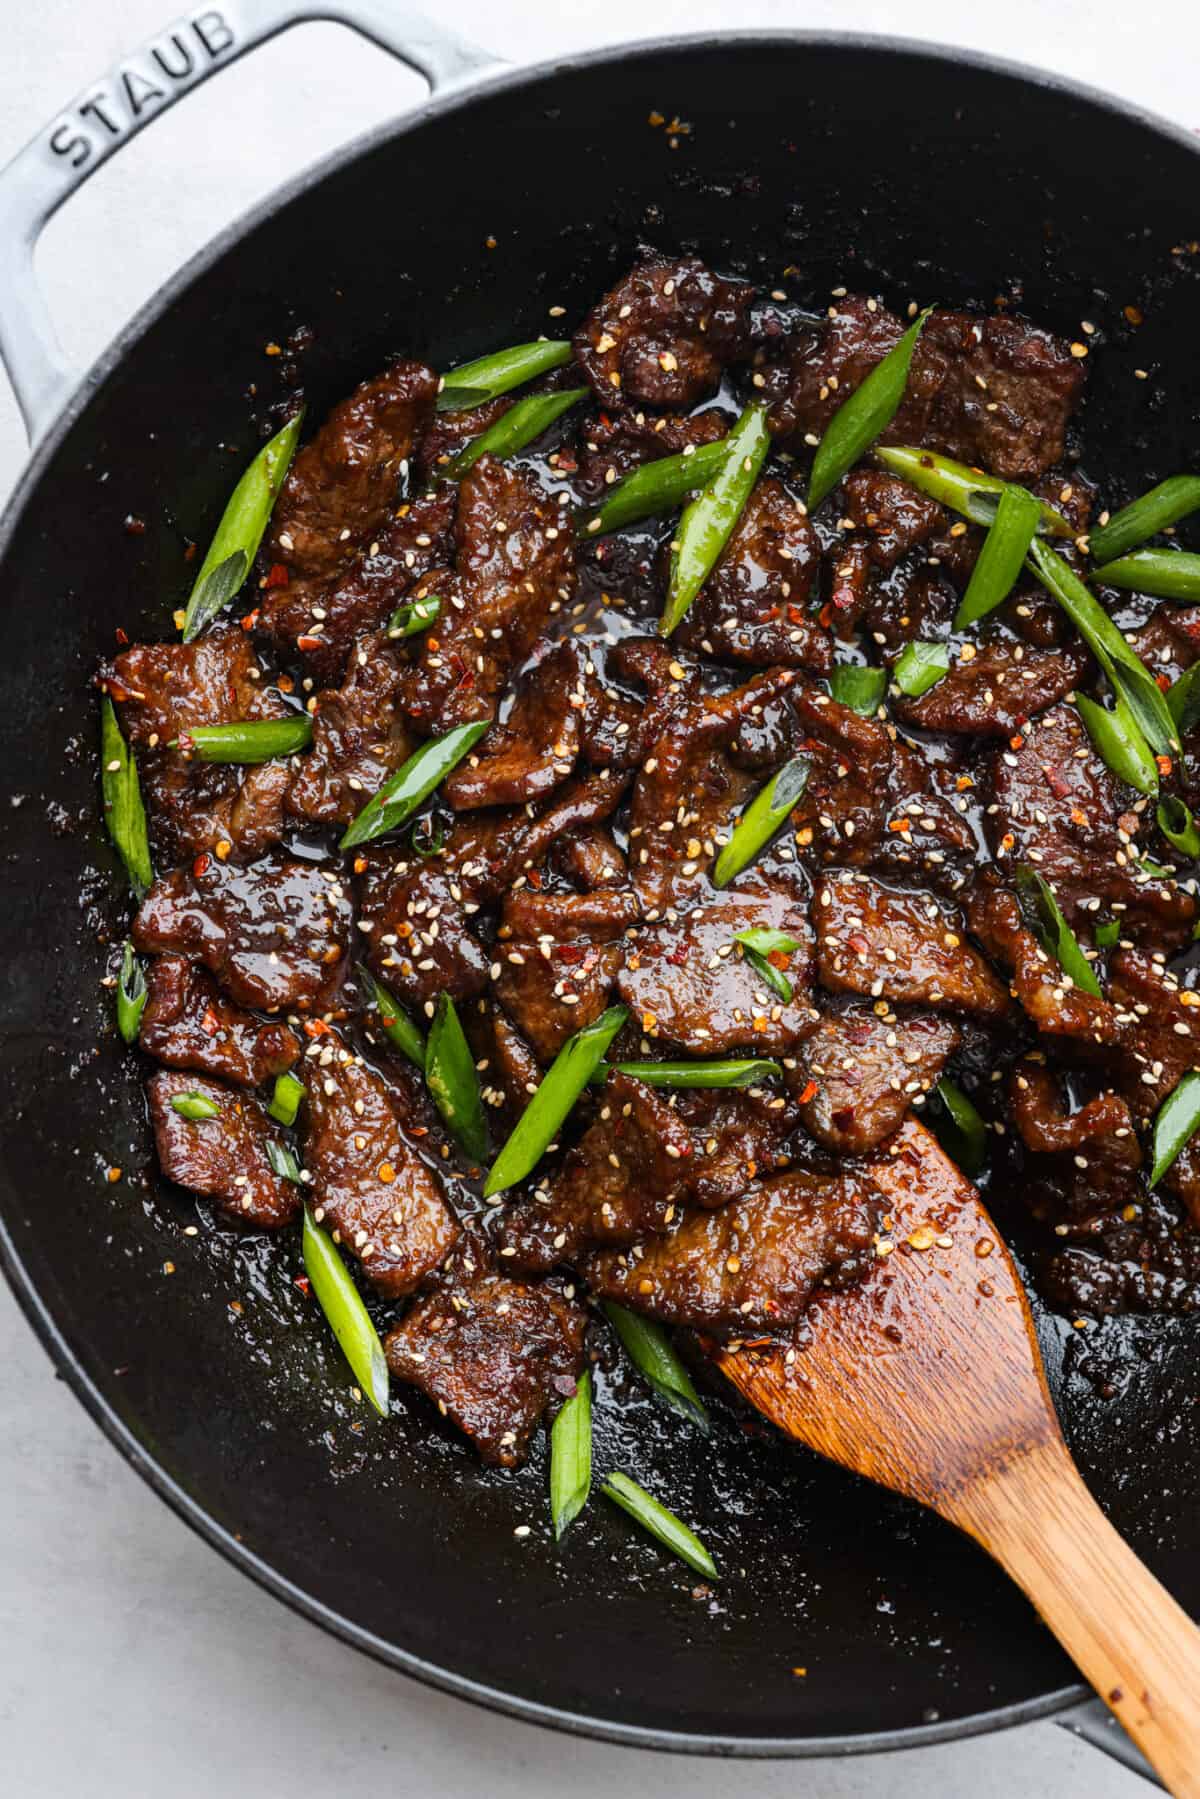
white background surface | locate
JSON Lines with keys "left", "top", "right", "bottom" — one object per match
{"left": 0, "top": 2, "right": 1193, "bottom": 1793}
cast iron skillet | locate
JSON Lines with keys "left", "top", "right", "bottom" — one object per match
{"left": 1, "top": 0, "right": 1199, "bottom": 1767}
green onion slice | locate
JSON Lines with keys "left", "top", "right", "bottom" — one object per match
{"left": 603, "top": 1302, "right": 709, "bottom": 1431}
{"left": 1089, "top": 475, "right": 1200, "bottom": 566}
{"left": 301, "top": 1204, "right": 389, "bottom": 1416}
{"left": 268, "top": 1071, "right": 305, "bottom": 1127}
{"left": 170, "top": 1090, "right": 221, "bottom": 1120}
{"left": 1074, "top": 692, "right": 1160, "bottom": 796}
{"left": 893, "top": 640, "right": 950, "bottom": 699}
{"left": 1149, "top": 1072, "right": 1200, "bottom": 1187}
{"left": 444, "top": 387, "right": 587, "bottom": 479}
{"left": 549, "top": 1368, "right": 592, "bottom": 1540}
{"left": 437, "top": 340, "right": 572, "bottom": 413}
{"left": 601, "top": 1471, "right": 718, "bottom": 1579}
{"left": 341, "top": 720, "right": 489, "bottom": 849}
{"left": 484, "top": 1005, "right": 627, "bottom": 1197}
{"left": 1168, "top": 662, "right": 1200, "bottom": 738}
{"left": 829, "top": 664, "right": 887, "bottom": 716}
{"left": 809, "top": 308, "right": 932, "bottom": 511}
{"left": 117, "top": 940, "right": 147, "bottom": 1045}
{"left": 1095, "top": 919, "right": 1120, "bottom": 949}
{"left": 578, "top": 438, "right": 730, "bottom": 539}
{"left": 173, "top": 716, "right": 313, "bottom": 763}
{"left": 712, "top": 754, "right": 811, "bottom": 889}
{"left": 1157, "top": 795, "right": 1200, "bottom": 858}
{"left": 182, "top": 409, "right": 304, "bottom": 641}
{"left": 387, "top": 595, "right": 441, "bottom": 639}
{"left": 954, "top": 483, "right": 1042, "bottom": 629}
{"left": 425, "top": 993, "right": 488, "bottom": 1162}
{"left": 1016, "top": 867, "right": 1102, "bottom": 997}
{"left": 358, "top": 965, "right": 426, "bottom": 1070}
{"left": 926, "top": 1078, "right": 987, "bottom": 1178}
{"left": 661, "top": 402, "right": 771, "bottom": 637}
{"left": 734, "top": 926, "right": 803, "bottom": 1003}
{"left": 267, "top": 1139, "right": 304, "bottom": 1184}
{"left": 874, "top": 445, "right": 1072, "bottom": 536}
{"left": 100, "top": 697, "right": 153, "bottom": 899}
{"left": 1090, "top": 548, "right": 1200, "bottom": 602}
{"left": 591, "top": 1058, "right": 782, "bottom": 1089}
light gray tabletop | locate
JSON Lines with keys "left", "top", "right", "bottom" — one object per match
{"left": 1, "top": 2, "right": 1192, "bottom": 1792}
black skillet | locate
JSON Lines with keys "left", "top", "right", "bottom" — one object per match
{"left": 1, "top": 1, "right": 1199, "bottom": 1771}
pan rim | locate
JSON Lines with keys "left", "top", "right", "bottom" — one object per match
{"left": 6, "top": 22, "right": 1198, "bottom": 1758}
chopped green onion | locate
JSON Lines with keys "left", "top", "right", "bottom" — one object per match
{"left": 601, "top": 1472, "right": 718, "bottom": 1579}
{"left": 443, "top": 387, "right": 587, "bottom": 479}
{"left": 1168, "top": 661, "right": 1200, "bottom": 737}
{"left": 927, "top": 1078, "right": 987, "bottom": 1178}
{"left": 173, "top": 716, "right": 312, "bottom": 763}
{"left": 266, "top": 1139, "right": 304, "bottom": 1183}
{"left": 387, "top": 595, "right": 441, "bottom": 639}
{"left": 1149, "top": 1072, "right": 1200, "bottom": 1186}
{"left": 182, "top": 410, "right": 304, "bottom": 641}
{"left": 1029, "top": 537, "right": 1179, "bottom": 759}
{"left": 954, "top": 483, "right": 1042, "bottom": 629}
{"left": 893, "top": 640, "right": 950, "bottom": 699}
{"left": 549, "top": 1368, "right": 592, "bottom": 1539}
{"left": 1016, "top": 867, "right": 1102, "bottom": 997}
{"left": 734, "top": 925, "right": 803, "bottom": 1003}
{"left": 829, "top": 664, "right": 887, "bottom": 716}
{"left": 116, "top": 941, "right": 147, "bottom": 1044}
{"left": 809, "top": 309, "right": 932, "bottom": 511}
{"left": 100, "top": 697, "right": 153, "bottom": 898}
{"left": 603, "top": 1302, "right": 709, "bottom": 1431}
{"left": 874, "top": 445, "right": 1071, "bottom": 536}
{"left": 410, "top": 816, "right": 447, "bottom": 860}
{"left": 484, "top": 1005, "right": 627, "bottom": 1197}
{"left": 1157, "top": 795, "right": 1200, "bottom": 858}
{"left": 358, "top": 965, "right": 425, "bottom": 1070}
{"left": 1074, "top": 692, "right": 1160, "bottom": 796}
{"left": 170, "top": 1091, "right": 220, "bottom": 1120}
{"left": 302, "top": 1204, "right": 389, "bottom": 1416}
{"left": 1095, "top": 918, "right": 1120, "bottom": 949}
{"left": 660, "top": 402, "right": 771, "bottom": 637}
{"left": 1090, "top": 547, "right": 1200, "bottom": 602}
{"left": 577, "top": 439, "right": 730, "bottom": 539}
{"left": 425, "top": 993, "right": 488, "bottom": 1162}
{"left": 1088, "top": 475, "right": 1200, "bottom": 565}
{"left": 712, "top": 754, "right": 811, "bottom": 888}
{"left": 268, "top": 1072, "right": 305, "bottom": 1127}
{"left": 340, "top": 720, "right": 489, "bottom": 849}
{"left": 590, "top": 1058, "right": 783, "bottom": 1089}
{"left": 436, "top": 340, "right": 572, "bottom": 413}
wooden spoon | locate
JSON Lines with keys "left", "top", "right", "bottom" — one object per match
{"left": 715, "top": 1116, "right": 1200, "bottom": 1795}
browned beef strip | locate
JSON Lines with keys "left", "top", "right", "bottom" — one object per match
{"left": 586, "top": 1169, "right": 882, "bottom": 1334}
{"left": 555, "top": 827, "right": 627, "bottom": 890}
{"left": 1009, "top": 1060, "right": 1141, "bottom": 1166}
{"left": 575, "top": 406, "right": 729, "bottom": 498}
{"left": 303, "top": 1038, "right": 459, "bottom": 1294}
{"left": 673, "top": 479, "right": 830, "bottom": 672}
{"left": 493, "top": 887, "right": 640, "bottom": 1061}
{"left": 1109, "top": 949, "right": 1200, "bottom": 1116}
{"left": 896, "top": 639, "right": 1090, "bottom": 738}
{"left": 147, "top": 1069, "right": 300, "bottom": 1227}
{"left": 1043, "top": 1250, "right": 1200, "bottom": 1318}
{"left": 358, "top": 860, "right": 490, "bottom": 1014}
{"left": 579, "top": 637, "right": 702, "bottom": 772}
{"left": 862, "top": 567, "right": 959, "bottom": 651}
{"left": 133, "top": 854, "right": 352, "bottom": 1014}
{"left": 286, "top": 632, "right": 415, "bottom": 828}
{"left": 1129, "top": 604, "right": 1200, "bottom": 689}
{"left": 839, "top": 469, "right": 946, "bottom": 569}
{"left": 814, "top": 873, "right": 1010, "bottom": 1018}
{"left": 140, "top": 955, "right": 300, "bottom": 1086}
{"left": 616, "top": 881, "right": 817, "bottom": 1056}
{"left": 442, "top": 641, "right": 581, "bottom": 810}
{"left": 141, "top": 758, "right": 292, "bottom": 866}
{"left": 789, "top": 1004, "right": 960, "bottom": 1154}
{"left": 399, "top": 456, "right": 576, "bottom": 733}
{"left": 384, "top": 1267, "right": 586, "bottom": 1466}
{"left": 573, "top": 256, "right": 755, "bottom": 410}
{"left": 966, "top": 879, "right": 1120, "bottom": 1044}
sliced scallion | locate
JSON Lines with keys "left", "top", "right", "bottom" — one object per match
{"left": 549, "top": 1368, "right": 592, "bottom": 1540}
{"left": 301, "top": 1204, "right": 389, "bottom": 1416}
{"left": 601, "top": 1471, "right": 718, "bottom": 1579}
{"left": 182, "top": 409, "right": 304, "bottom": 641}
{"left": 603, "top": 1302, "right": 709, "bottom": 1431}
{"left": 172, "top": 716, "right": 312, "bottom": 763}
{"left": 661, "top": 402, "right": 771, "bottom": 637}
{"left": 484, "top": 1005, "right": 627, "bottom": 1197}
{"left": 358, "top": 965, "right": 426, "bottom": 1070}
{"left": 1168, "top": 661, "right": 1200, "bottom": 737}
{"left": 829, "top": 664, "right": 887, "bottom": 716}
{"left": 1016, "top": 867, "right": 1102, "bottom": 997}
{"left": 590, "top": 1058, "right": 783, "bottom": 1089}
{"left": 578, "top": 439, "right": 730, "bottom": 539}
{"left": 927, "top": 1078, "right": 987, "bottom": 1178}
{"left": 808, "top": 308, "right": 932, "bottom": 511}
{"left": 1090, "top": 547, "right": 1200, "bottom": 602}
{"left": 1149, "top": 1072, "right": 1200, "bottom": 1187}
{"left": 893, "top": 640, "right": 950, "bottom": 699}
{"left": 1095, "top": 918, "right": 1120, "bottom": 949}
{"left": 1157, "top": 795, "right": 1200, "bottom": 858}
{"left": 387, "top": 595, "right": 441, "bottom": 639}
{"left": 100, "top": 697, "right": 153, "bottom": 898}
{"left": 266, "top": 1139, "right": 304, "bottom": 1184}
{"left": 444, "top": 387, "right": 587, "bottom": 479}
{"left": 1075, "top": 692, "right": 1160, "bottom": 796}
{"left": 874, "top": 445, "right": 1071, "bottom": 536}
{"left": 733, "top": 926, "right": 803, "bottom": 1003}
{"left": 425, "top": 993, "right": 488, "bottom": 1162}
{"left": 116, "top": 941, "right": 147, "bottom": 1045}
{"left": 268, "top": 1072, "right": 305, "bottom": 1127}
{"left": 1088, "top": 475, "right": 1200, "bottom": 566}
{"left": 712, "top": 754, "right": 811, "bottom": 888}
{"left": 340, "top": 720, "right": 489, "bottom": 849}
{"left": 170, "top": 1091, "right": 221, "bottom": 1121}
{"left": 954, "top": 483, "right": 1042, "bottom": 629}
{"left": 437, "top": 340, "right": 572, "bottom": 413}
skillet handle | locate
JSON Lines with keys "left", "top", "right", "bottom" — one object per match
{"left": 1057, "top": 1695, "right": 1164, "bottom": 1790}
{"left": 0, "top": 0, "right": 503, "bottom": 443}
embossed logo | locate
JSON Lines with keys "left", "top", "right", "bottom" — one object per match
{"left": 48, "top": 10, "right": 237, "bottom": 171}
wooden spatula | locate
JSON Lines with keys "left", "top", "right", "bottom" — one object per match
{"left": 715, "top": 1116, "right": 1200, "bottom": 1795}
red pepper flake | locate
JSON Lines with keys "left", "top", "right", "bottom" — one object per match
{"left": 1042, "top": 765, "right": 1071, "bottom": 799}
{"left": 296, "top": 634, "right": 322, "bottom": 652}
{"left": 264, "top": 562, "right": 290, "bottom": 589}
{"left": 666, "top": 944, "right": 689, "bottom": 967}
{"left": 999, "top": 831, "right": 1016, "bottom": 852}
{"left": 409, "top": 1125, "right": 429, "bottom": 1139}
{"left": 294, "top": 1275, "right": 311, "bottom": 1297}
{"left": 797, "top": 1080, "right": 819, "bottom": 1104}
{"left": 200, "top": 1007, "right": 221, "bottom": 1037}
{"left": 240, "top": 608, "right": 260, "bottom": 632}
{"left": 1069, "top": 807, "right": 1089, "bottom": 827}
{"left": 526, "top": 868, "right": 543, "bottom": 890}
{"left": 302, "top": 1019, "right": 331, "bottom": 1039}
{"left": 1156, "top": 674, "right": 1172, "bottom": 692}
{"left": 766, "top": 949, "right": 791, "bottom": 971}
{"left": 1009, "top": 734, "right": 1024, "bottom": 750}
{"left": 846, "top": 933, "right": 870, "bottom": 954}
{"left": 114, "top": 626, "right": 129, "bottom": 646}
{"left": 887, "top": 817, "right": 911, "bottom": 835}
{"left": 557, "top": 944, "right": 587, "bottom": 965}
{"left": 1156, "top": 754, "right": 1174, "bottom": 777}
{"left": 818, "top": 603, "right": 835, "bottom": 629}
{"left": 829, "top": 584, "right": 857, "bottom": 611}
{"left": 192, "top": 853, "right": 211, "bottom": 877}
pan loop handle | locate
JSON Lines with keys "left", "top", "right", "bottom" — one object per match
{"left": 0, "top": 0, "right": 503, "bottom": 444}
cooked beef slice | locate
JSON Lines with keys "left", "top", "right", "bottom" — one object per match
{"left": 415, "top": 394, "right": 517, "bottom": 481}
{"left": 863, "top": 566, "right": 959, "bottom": 651}
{"left": 587, "top": 1169, "right": 882, "bottom": 1333}
{"left": 399, "top": 456, "right": 576, "bottom": 732}
{"left": 358, "top": 860, "right": 490, "bottom": 1013}
{"left": 789, "top": 1004, "right": 960, "bottom": 1154}
{"left": 287, "top": 633, "right": 415, "bottom": 827}
{"left": 139, "top": 955, "right": 300, "bottom": 1086}
{"left": 573, "top": 255, "right": 754, "bottom": 410}
{"left": 579, "top": 636, "right": 701, "bottom": 772}
{"left": 141, "top": 756, "right": 292, "bottom": 865}
{"left": 304, "top": 1041, "right": 459, "bottom": 1294}
{"left": 555, "top": 826, "right": 627, "bottom": 890}
{"left": 1009, "top": 1060, "right": 1141, "bottom": 1169}
{"left": 481, "top": 1005, "right": 544, "bottom": 1123}
{"left": 673, "top": 478, "right": 830, "bottom": 671}
{"left": 1043, "top": 1250, "right": 1200, "bottom": 1318}
{"left": 966, "top": 879, "right": 1120, "bottom": 1044}
{"left": 384, "top": 1269, "right": 586, "bottom": 1466}
{"left": 896, "top": 639, "right": 1089, "bottom": 738}
{"left": 1110, "top": 949, "right": 1200, "bottom": 1116}
{"left": 616, "top": 881, "right": 817, "bottom": 1055}
{"left": 99, "top": 629, "right": 286, "bottom": 747}
{"left": 493, "top": 887, "right": 640, "bottom": 1060}
{"left": 575, "top": 405, "right": 729, "bottom": 498}
{"left": 133, "top": 855, "right": 353, "bottom": 1014}
{"left": 985, "top": 703, "right": 1196, "bottom": 944}
{"left": 762, "top": 300, "right": 1083, "bottom": 480}
{"left": 147, "top": 1070, "right": 300, "bottom": 1227}
{"left": 840, "top": 469, "right": 946, "bottom": 569}
{"left": 442, "top": 641, "right": 580, "bottom": 810}
{"left": 814, "top": 873, "right": 1010, "bottom": 1018}
{"left": 1129, "top": 604, "right": 1200, "bottom": 690}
